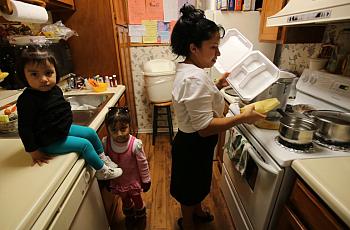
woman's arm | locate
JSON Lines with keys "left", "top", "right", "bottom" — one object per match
{"left": 215, "top": 72, "right": 230, "bottom": 90}
{"left": 198, "top": 104, "right": 266, "bottom": 137}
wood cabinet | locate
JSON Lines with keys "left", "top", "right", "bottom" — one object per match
{"left": 259, "top": 0, "right": 325, "bottom": 44}
{"left": 45, "top": 0, "right": 75, "bottom": 10}
{"left": 55, "top": 0, "right": 138, "bottom": 135}
{"left": 259, "top": 0, "right": 285, "bottom": 42}
{"left": 276, "top": 178, "right": 348, "bottom": 230}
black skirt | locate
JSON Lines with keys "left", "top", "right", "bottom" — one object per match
{"left": 170, "top": 130, "right": 218, "bottom": 206}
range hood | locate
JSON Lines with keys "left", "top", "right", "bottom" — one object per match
{"left": 267, "top": 0, "right": 350, "bottom": 27}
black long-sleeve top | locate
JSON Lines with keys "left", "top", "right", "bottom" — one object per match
{"left": 17, "top": 86, "right": 73, "bottom": 152}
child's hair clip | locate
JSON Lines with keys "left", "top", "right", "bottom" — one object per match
{"left": 108, "top": 106, "right": 129, "bottom": 114}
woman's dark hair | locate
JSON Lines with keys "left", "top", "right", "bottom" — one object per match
{"left": 104, "top": 107, "right": 131, "bottom": 132}
{"left": 171, "top": 4, "right": 225, "bottom": 57}
{"left": 16, "top": 46, "right": 60, "bottom": 87}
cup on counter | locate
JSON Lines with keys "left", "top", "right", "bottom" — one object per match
{"left": 309, "top": 58, "right": 328, "bottom": 70}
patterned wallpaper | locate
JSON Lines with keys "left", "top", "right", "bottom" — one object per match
{"left": 276, "top": 22, "right": 350, "bottom": 75}
{"left": 130, "top": 46, "right": 179, "bottom": 133}
{"left": 277, "top": 43, "right": 322, "bottom": 75}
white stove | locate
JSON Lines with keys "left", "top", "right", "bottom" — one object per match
{"left": 231, "top": 69, "right": 350, "bottom": 166}
{"left": 220, "top": 69, "right": 350, "bottom": 230}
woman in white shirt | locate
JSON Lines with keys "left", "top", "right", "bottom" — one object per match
{"left": 170, "top": 4, "right": 266, "bottom": 230}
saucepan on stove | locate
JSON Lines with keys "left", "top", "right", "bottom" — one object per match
{"left": 277, "top": 109, "right": 318, "bottom": 145}
{"left": 304, "top": 110, "right": 350, "bottom": 143}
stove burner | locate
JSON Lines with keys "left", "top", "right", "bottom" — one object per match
{"left": 314, "top": 134, "right": 350, "bottom": 152}
{"left": 275, "top": 136, "right": 315, "bottom": 153}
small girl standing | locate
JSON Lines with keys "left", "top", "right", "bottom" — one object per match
{"left": 16, "top": 47, "right": 122, "bottom": 180}
{"left": 103, "top": 107, "right": 151, "bottom": 223}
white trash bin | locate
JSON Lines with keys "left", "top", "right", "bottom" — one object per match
{"left": 143, "top": 59, "right": 176, "bottom": 103}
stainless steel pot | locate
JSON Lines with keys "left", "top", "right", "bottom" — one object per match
{"left": 305, "top": 110, "right": 350, "bottom": 143}
{"left": 279, "top": 116, "right": 318, "bottom": 144}
{"left": 250, "top": 71, "right": 296, "bottom": 120}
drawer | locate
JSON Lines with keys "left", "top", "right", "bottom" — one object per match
{"left": 289, "top": 178, "right": 345, "bottom": 230}
{"left": 276, "top": 205, "right": 307, "bottom": 230}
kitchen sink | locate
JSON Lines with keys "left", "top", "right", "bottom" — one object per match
{"left": 0, "top": 93, "right": 113, "bottom": 138}
{"left": 64, "top": 93, "right": 114, "bottom": 110}
{"left": 64, "top": 93, "right": 114, "bottom": 126}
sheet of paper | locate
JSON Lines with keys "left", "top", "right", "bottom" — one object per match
{"left": 159, "top": 31, "right": 170, "bottom": 43}
{"left": 128, "top": 0, "right": 146, "bottom": 24}
{"left": 163, "top": 0, "right": 178, "bottom": 22}
{"left": 157, "top": 21, "right": 170, "bottom": 32}
{"left": 130, "top": 36, "right": 143, "bottom": 43}
{"left": 142, "top": 20, "right": 158, "bottom": 36}
{"left": 143, "top": 36, "right": 158, "bottom": 43}
{"left": 145, "top": 0, "right": 164, "bottom": 20}
{"left": 129, "top": 25, "right": 146, "bottom": 37}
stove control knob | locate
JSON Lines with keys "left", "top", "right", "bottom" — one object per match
{"left": 302, "top": 75, "right": 309, "bottom": 82}
{"left": 310, "top": 76, "right": 317, "bottom": 84}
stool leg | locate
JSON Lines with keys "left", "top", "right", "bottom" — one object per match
{"left": 166, "top": 106, "right": 173, "bottom": 143}
{"left": 152, "top": 105, "right": 158, "bottom": 145}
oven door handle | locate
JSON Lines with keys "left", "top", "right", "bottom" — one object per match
{"left": 246, "top": 147, "right": 278, "bottom": 175}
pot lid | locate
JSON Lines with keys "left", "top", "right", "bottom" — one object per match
{"left": 215, "top": 28, "right": 280, "bottom": 101}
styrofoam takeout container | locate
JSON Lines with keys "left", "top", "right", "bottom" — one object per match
{"left": 214, "top": 29, "right": 280, "bottom": 101}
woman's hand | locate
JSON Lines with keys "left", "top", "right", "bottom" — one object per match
{"left": 240, "top": 104, "right": 266, "bottom": 124}
{"left": 29, "top": 150, "right": 53, "bottom": 166}
{"left": 216, "top": 72, "right": 230, "bottom": 90}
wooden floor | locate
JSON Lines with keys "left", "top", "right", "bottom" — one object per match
{"left": 110, "top": 133, "right": 236, "bottom": 230}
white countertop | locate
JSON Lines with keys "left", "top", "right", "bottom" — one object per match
{"left": 0, "top": 86, "right": 125, "bottom": 229}
{"left": 292, "top": 157, "right": 350, "bottom": 227}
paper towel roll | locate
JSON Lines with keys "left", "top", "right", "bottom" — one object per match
{"left": 1, "top": 0, "right": 48, "bottom": 23}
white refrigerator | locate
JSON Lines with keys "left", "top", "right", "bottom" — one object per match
{"left": 205, "top": 10, "right": 276, "bottom": 80}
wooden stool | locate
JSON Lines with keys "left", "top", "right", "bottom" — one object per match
{"left": 152, "top": 101, "right": 174, "bottom": 145}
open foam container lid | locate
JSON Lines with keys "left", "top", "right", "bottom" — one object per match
{"left": 214, "top": 28, "right": 280, "bottom": 101}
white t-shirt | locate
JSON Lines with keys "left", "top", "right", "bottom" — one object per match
{"left": 172, "top": 63, "right": 225, "bottom": 133}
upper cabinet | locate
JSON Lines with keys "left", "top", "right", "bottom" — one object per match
{"left": 259, "top": 0, "right": 325, "bottom": 44}
{"left": 259, "top": 0, "right": 285, "bottom": 42}
{"left": 45, "top": 0, "right": 75, "bottom": 11}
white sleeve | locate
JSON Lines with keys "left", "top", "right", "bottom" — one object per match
{"left": 179, "top": 75, "right": 214, "bottom": 131}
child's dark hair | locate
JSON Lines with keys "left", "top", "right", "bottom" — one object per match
{"left": 104, "top": 107, "right": 131, "bottom": 131}
{"left": 17, "top": 46, "right": 61, "bottom": 87}
{"left": 171, "top": 4, "right": 225, "bottom": 57}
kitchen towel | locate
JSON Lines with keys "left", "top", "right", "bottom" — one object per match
{"left": 1, "top": 0, "right": 48, "bottom": 23}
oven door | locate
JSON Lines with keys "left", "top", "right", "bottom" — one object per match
{"left": 223, "top": 125, "right": 284, "bottom": 230}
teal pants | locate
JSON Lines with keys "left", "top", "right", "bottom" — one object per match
{"left": 40, "top": 124, "right": 104, "bottom": 170}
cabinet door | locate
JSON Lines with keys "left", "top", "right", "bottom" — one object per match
{"left": 259, "top": 0, "right": 285, "bottom": 42}
{"left": 53, "top": 0, "right": 74, "bottom": 5}
{"left": 112, "top": 0, "right": 128, "bottom": 26}
{"left": 117, "top": 93, "right": 126, "bottom": 107}
{"left": 46, "top": 0, "right": 75, "bottom": 10}
{"left": 289, "top": 179, "right": 347, "bottom": 230}
{"left": 276, "top": 205, "right": 307, "bottom": 230}
{"left": 62, "top": 0, "right": 119, "bottom": 77}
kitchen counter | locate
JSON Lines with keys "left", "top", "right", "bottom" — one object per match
{"left": 0, "top": 85, "right": 125, "bottom": 229}
{"left": 292, "top": 157, "right": 350, "bottom": 227}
